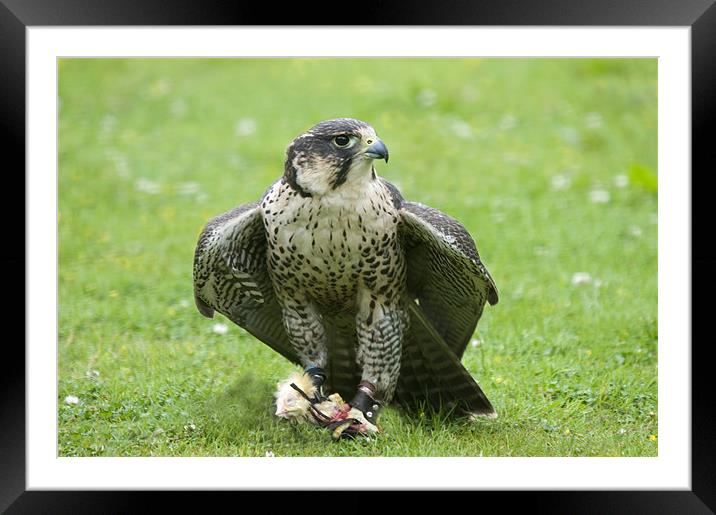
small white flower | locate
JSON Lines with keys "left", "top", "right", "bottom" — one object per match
{"left": 170, "top": 98, "right": 187, "bottom": 118}
{"left": 228, "top": 154, "right": 246, "bottom": 169}
{"left": 460, "top": 86, "right": 478, "bottom": 103}
{"left": 512, "top": 283, "right": 525, "bottom": 299}
{"left": 470, "top": 338, "right": 481, "bottom": 348}
{"left": 417, "top": 89, "right": 437, "bottom": 108}
{"left": 109, "top": 152, "right": 130, "bottom": 178}
{"left": 498, "top": 114, "right": 517, "bottom": 131}
{"left": 212, "top": 323, "right": 229, "bottom": 335}
{"left": 235, "top": 118, "right": 257, "bottom": 137}
{"left": 178, "top": 182, "right": 200, "bottom": 195}
{"left": 64, "top": 395, "right": 79, "bottom": 405}
{"left": 179, "top": 299, "right": 191, "bottom": 308}
{"left": 571, "top": 272, "right": 592, "bottom": 285}
{"left": 551, "top": 174, "right": 570, "bottom": 191}
{"left": 614, "top": 174, "right": 629, "bottom": 188}
{"left": 558, "top": 126, "right": 580, "bottom": 146}
{"left": 449, "top": 118, "right": 473, "bottom": 139}
{"left": 585, "top": 112, "right": 603, "bottom": 129}
{"left": 492, "top": 212, "right": 506, "bottom": 224}
{"left": 589, "top": 189, "right": 610, "bottom": 204}
{"left": 149, "top": 78, "right": 171, "bottom": 98}
{"left": 135, "top": 178, "right": 161, "bottom": 195}
{"left": 618, "top": 428, "right": 627, "bottom": 435}
{"left": 99, "top": 114, "right": 117, "bottom": 137}
{"left": 265, "top": 451, "right": 275, "bottom": 457}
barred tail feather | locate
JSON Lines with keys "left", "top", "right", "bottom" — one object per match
{"left": 394, "top": 299, "right": 496, "bottom": 418}
{"left": 322, "top": 312, "right": 361, "bottom": 400}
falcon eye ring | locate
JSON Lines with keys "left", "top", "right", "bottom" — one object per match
{"left": 333, "top": 134, "right": 352, "bottom": 148}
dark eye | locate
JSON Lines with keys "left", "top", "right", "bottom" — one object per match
{"left": 333, "top": 135, "right": 351, "bottom": 147}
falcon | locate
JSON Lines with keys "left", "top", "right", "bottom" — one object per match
{"left": 193, "top": 118, "right": 498, "bottom": 439}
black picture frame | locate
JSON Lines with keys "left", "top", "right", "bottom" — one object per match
{"left": 3, "top": 0, "right": 713, "bottom": 512}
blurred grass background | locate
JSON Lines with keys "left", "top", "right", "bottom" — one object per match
{"left": 58, "top": 58, "right": 657, "bottom": 457}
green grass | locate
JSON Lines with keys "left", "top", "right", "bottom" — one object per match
{"left": 58, "top": 58, "right": 658, "bottom": 457}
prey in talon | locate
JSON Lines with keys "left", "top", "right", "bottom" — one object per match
{"left": 193, "top": 118, "right": 499, "bottom": 441}
{"left": 274, "top": 371, "right": 379, "bottom": 440}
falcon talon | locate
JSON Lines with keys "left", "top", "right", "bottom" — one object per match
{"left": 305, "top": 366, "right": 326, "bottom": 388}
{"left": 305, "top": 366, "right": 328, "bottom": 403}
{"left": 194, "top": 118, "right": 500, "bottom": 437}
{"left": 329, "top": 417, "right": 377, "bottom": 441}
{"left": 330, "top": 420, "right": 359, "bottom": 441}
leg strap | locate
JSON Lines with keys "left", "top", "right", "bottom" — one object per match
{"left": 350, "top": 381, "right": 382, "bottom": 426}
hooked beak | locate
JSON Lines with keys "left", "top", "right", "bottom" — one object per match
{"left": 364, "top": 139, "right": 389, "bottom": 163}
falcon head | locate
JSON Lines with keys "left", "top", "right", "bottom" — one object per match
{"left": 283, "top": 118, "right": 389, "bottom": 196}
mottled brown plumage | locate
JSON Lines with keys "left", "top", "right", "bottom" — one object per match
{"left": 193, "top": 118, "right": 499, "bottom": 430}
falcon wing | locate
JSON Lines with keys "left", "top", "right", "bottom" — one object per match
{"left": 193, "top": 203, "right": 299, "bottom": 365}
{"left": 382, "top": 179, "right": 498, "bottom": 416}
{"left": 398, "top": 200, "right": 498, "bottom": 359}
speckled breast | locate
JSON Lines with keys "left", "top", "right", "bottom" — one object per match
{"left": 262, "top": 179, "right": 402, "bottom": 313}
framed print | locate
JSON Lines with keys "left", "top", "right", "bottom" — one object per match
{"left": 3, "top": 0, "right": 714, "bottom": 511}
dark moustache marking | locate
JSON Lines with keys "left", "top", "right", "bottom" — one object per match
{"left": 332, "top": 157, "right": 353, "bottom": 189}
{"left": 283, "top": 144, "right": 312, "bottom": 198}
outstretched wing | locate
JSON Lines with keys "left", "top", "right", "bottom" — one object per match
{"left": 397, "top": 199, "right": 498, "bottom": 360}
{"left": 380, "top": 179, "right": 498, "bottom": 416}
{"left": 193, "top": 203, "right": 299, "bottom": 365}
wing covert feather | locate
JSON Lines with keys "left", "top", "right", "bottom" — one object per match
{"left": 192, "top": 203, "right": 299, "bottom": 364}
{"left": 398, "top": 201, "right": 498, "bottom": 359}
